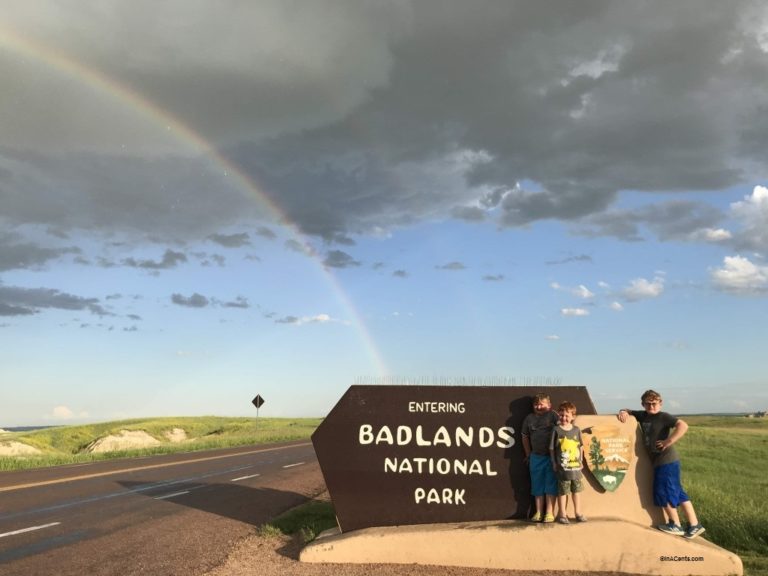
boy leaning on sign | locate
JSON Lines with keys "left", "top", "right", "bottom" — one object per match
{"left": 521, "top": 393, "right": 559, "bottom": 523}
{"left": 617, "top": 389, "right": 705, "bottom": 539}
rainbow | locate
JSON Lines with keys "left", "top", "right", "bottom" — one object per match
{"left": 0, "top": 23, "right": 389, "bottom": 377}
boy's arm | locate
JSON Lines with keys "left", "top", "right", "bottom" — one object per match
{"left": 549, "top": 429, "right": 558, "bottom": 471}
{"left": 656, "top": 418, "right": 689, "bottom": 452}
{"left": 521, "top": 434, "right": 531, "bottom": 462}
{"left": 617, "top": 408, "right": 634, "bottom": 422}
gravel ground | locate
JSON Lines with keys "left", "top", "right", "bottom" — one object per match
{"left": 204, "top": 527, "right": 630, "bottom": 576}
{"left": 203, "top": 466, "right": 627, "bottom": 576}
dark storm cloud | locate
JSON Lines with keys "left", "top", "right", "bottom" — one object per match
{"left": 436, "top": 262, "right": 466, "bottom": 271}
{"left": 284, "top": 239, "right": 315, "bottom": 256}
{"left": 576, "top": 201, "right": 725, "bottom": 242}
{"left": 170, "top": 293, "right": 250, "bottom": 309}
{"left": 171, "top": 293, "right": 210, "bottom": 308}
{"left": 0, "top": 302, "right": 36, "bottom": 316}
{"left": 123, "top": 249, "right": 188, "bottom": 270}
{"left": 221, "top": 296, "right": 249, "bottom": 309}
{"left": 451, "top": 206, "right": 486, "bottom": 222}
{"left": 255, "top": 226, "right": 277, "bottom": 240}
{"left": 323, "top": 250, "right": 361, "bottom": 269}
{"left": 0, "top": 239, "right": 81, "bottom": 271}
{"left": 546, "top": 254, "right": 594, "bottom": 266}
{"left": 208, "top": 232, "right": 251, "bottom": 247}
{"left": 0, "top": 284, "right": 108, "bottom": 316}
{"left": 230, "top": 1, "right": 765, "bottom": 239}
{"left": 2, "top": 2, "right": 768, "bottom": 244}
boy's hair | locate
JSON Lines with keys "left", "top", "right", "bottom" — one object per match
{"left": 640, "top": 389, "right": 662, "bottom": 404}
{"left": 532, "top": 393, "right": 551, "bottom": 404}
{"left": 558, "top": 401, "right": 577, "bottom": 414}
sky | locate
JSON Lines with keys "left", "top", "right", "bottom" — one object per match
{"left": 1, "top": 1, "right": 767, "bottom": 426}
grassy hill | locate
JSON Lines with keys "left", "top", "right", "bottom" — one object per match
{"left": 0, "top": 416, "right": 320, "bottom": 471}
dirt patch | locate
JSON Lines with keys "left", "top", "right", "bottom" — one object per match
{"left": 203, "top": 529, "right": 626, "bottom": 576}
{"left": 164, "top": 428, "right": 188, "bottom": 442}
{"left": 87, "top": 430, "right": 161, "bottom": 453}
{"left": 0, "top": 441, "right": 42, "bottom": 456}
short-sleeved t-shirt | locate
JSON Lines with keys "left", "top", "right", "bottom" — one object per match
{"left": 629, "top": 410, "right": 680, "bottom": 467}
{"left": 522, "top": 411, "right": 559, "bottom": 455}
{"left": 550, "top": 425, "right": 583, "bottom": 479}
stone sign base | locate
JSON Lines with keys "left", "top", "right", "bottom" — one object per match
{"left": 301, "top": 519, "right": 743, "bottom": 576}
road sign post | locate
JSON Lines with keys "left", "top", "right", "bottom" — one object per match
{"left": 251, "top": 394, "right": 265, "bottom": 419}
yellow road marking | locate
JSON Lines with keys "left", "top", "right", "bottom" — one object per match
{"left": 0, "top": 442, "right": 312, "bottom": 493}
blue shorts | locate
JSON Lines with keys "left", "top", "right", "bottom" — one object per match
{"left": 653, "top": 461, "right": 690, "bottom": 507}
{"left": 529, "top": 453, "right": 557, "bottom": 496}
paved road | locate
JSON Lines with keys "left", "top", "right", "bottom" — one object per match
{"left": 0, "top": 441, "right": 321, "bottom": 576}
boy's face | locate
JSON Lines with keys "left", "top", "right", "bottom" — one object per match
{"left": 558, "top": 408, "right": 575, "bottom": 425}
{"left": 533, "top": 398, "right": 551, "bottom": 414}
{"left": 642, "top": 397, "right": 662, "bottom": 414}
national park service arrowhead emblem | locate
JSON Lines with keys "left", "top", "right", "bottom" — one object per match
{"left": 582, "top": 425, "right": 633, "bottom": 492}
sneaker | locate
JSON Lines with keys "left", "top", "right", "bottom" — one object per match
{"left": 557, "top": 516, "right": 570, "bottom": 524}
{"left": 530, "top": 512, "right": 542, "bottom": 522}
{"left": 657, "top": 522, "right": 685, "bottom": 536}
{"left": 684, "top": 524, "right": 706, "bottom": 539}
{"left": 575, "top": 515, "right": 587, "bottom": 522}
{"left": 543, "top": 513, "right": 555, "bottom": 523}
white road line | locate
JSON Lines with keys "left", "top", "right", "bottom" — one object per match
{"left": 282, "top": 462, "right": 305, "bottom": 468}
{"left": 154, "top": 491, "right": 190, "bottom": 500}
{"left": 231, "top": 473, "right": 261, "bottom": 482}
{"left": 0, "top": 522, "right": 61, "bottom": 539}
{"left": 0, "top": 441, "right": 312, "bottom": 493}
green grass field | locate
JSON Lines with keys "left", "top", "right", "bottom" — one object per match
{"left": 3, "top": 414, "right": 766, "bottom": 574}
{"left": 0, "top": 416, "right": 320, "bottom": 471}
{"left": 677, "top": 416, "right": 768, "bottom": 576}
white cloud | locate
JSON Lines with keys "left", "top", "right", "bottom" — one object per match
{"left": 609, "top": 301, "right": 624, "bottom": 311}
{"left": 561, "top": 308, "right": 590, "bottom": 317}
{"left": 711, "top": 255, "right": 768, "bottom": 295}
{"left": 551, "top": 282, "right": 594, "bottom": 299}
{"left": 730, "top": 185, "right": 768, "bottom": 252}
{"left": 46, "top": 405, "right": 89, "bottom": 420}
{"left": 53, "top": 405, "right": 73, "bottom": 419}
{"left": 689, "top": 227, "right": 732, "bottom": 242}
{"left": 545, "top": 334, "right": 561, "bottom": 340}
{"left": 575, "top": 285, "right": 595, "bottom": 299}
{"left": 621, "top": 276, "right": 665, "bottom": 302}
{"left": 277, "top": 313, "right": 349, "bottom": 326}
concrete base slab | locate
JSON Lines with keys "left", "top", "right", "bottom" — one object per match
{"left": 301, "top": 519, "right": 742, "bottom": 576}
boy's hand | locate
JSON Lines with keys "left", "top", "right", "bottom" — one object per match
{"left": 617, "top": 409, "right": 629, "bottom": 423}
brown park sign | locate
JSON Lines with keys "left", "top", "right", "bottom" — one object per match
{"left": 312, "top": 385, "right": 596, "bottom": 532}
{"left": 582, "top": 424, "right": 633, "bottom": 492}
